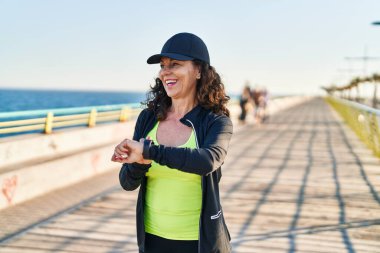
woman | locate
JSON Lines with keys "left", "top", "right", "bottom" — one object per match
{"left": 239, "top": 85, "right": 252, "bottom": 124}
{"left": 112, "top": 32, "right": 233, "bottom": 253}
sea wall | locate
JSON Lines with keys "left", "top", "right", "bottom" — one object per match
{"left": 0, "top": 122, "right": 135, "bottom": 209}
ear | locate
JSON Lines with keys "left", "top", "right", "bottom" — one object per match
{"left": 196, "top": 65, "right": 201, "bottom": 79}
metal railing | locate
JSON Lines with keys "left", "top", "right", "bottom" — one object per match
{"left": 326, "top": 96, "right": 380, "bottom": 158}
{"left": 0, "top": 103, "right": 142, "bottom": 136}
{"left": 0, "top": 96, "right": 309, "bottom": 138}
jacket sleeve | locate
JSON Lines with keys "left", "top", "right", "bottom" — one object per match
{"left": 119, "top": 110, "right": 151, "bottom": 191}
{"left": 143, "top": 115, "right": 233, "bottom": 176}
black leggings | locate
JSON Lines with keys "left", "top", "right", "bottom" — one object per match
{"left": 144, "top": 233, "right": 198, "bottom": 253}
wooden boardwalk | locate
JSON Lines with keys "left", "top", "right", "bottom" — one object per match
{"left": 1, "top": 97, "right": 380, "bottom": 253}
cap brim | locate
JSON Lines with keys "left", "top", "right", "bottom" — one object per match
{"left": 147, "top": 53, "right": 194, "bottom": 64}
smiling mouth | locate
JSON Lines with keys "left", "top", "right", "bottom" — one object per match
{"left": 165, "top": 79, "right": 177, "bottom": 87}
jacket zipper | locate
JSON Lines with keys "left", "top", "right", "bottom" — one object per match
{"left": 186, "top": 119, "right": 202, "bottom": 253}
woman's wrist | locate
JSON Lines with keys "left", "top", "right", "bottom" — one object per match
{"left": 142, "top": 139, "right": 153, "bottom": 159}
{"left": 138, "top": 139, "right": 153, "bottom": 164}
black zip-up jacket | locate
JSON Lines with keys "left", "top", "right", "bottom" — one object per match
{"left": 119, "top": 104, "right": 233, "bottom": 253}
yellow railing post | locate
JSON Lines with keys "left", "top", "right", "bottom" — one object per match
{"left": 88, "top": 109, "right": 97, "bottom": 127}
{"left": 119, "top": 107, "right": 129, "bottom": 122}
{"left": 370, "top": 113, "right": 380, "bottom": 156}
{"left": 45, "top": 112, "right": 54, "bottom": 134}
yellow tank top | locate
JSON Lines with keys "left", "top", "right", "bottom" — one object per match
{"left": 144, "top": 121, "right": 201, "bottom": 240}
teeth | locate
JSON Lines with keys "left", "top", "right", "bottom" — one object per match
{"left": 165, "top": 80, "right": 176, "bottom": 84}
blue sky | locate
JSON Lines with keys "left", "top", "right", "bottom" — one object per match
{"left": 0, "top": 0, "right": 379, "bottom": 96}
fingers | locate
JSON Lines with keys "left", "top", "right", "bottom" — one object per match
{"left": 118, "top": 140, "right": 129, "bottom": 152}
{"left": 111, "top": 152, "right": 127, "bottom": 162}
{"left": 114, "top": 139, "right": 131, "bottom": 155}
{"left": 114, "top": 152, "right": 128, "bottom": 160}
{"left": 114, "top": 147, "right": 128, "bottom": 156}
{"left": 112, "top": 139, "right": 130, "bottom": 162}
{"left": 111, "top": 153, "right": 121, "bottom": 162}
{"left": 111, "top": 138, "right": 146, "bottom": 164}
{"left": 111, "top": 154, "right": 130, "bottom": 163}
{"left": 116, "top": 146, "right": 128, "bottom": 155}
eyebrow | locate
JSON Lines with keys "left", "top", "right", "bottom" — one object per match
{"left": 160, "top": 59, "right": 175, "bottom": 65}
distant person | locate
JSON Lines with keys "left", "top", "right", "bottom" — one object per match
{"left": 259, "top": 87, "right": 269, "bottom": 122}
{"left": 239, "top": 85, "right": 251, "bottom": 124}
{"left": 251, "top": 86, "right": 268, "bottom": 124}
{"left": 251, "top": 86, "right": 261, "bottom": 122}
{"left": 111, "top": 32, "right": 232, "bottom": 253}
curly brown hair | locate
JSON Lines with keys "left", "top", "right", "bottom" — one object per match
{"left": 143, "top": 61, "right": 230, "bottom": 120}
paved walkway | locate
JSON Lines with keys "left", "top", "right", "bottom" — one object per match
{"left": 1, "top": 97, "right": 379, "bottom": 253}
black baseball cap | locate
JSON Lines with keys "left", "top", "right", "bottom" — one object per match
{"left": 147, "top": 32, "right": 210, "bottom": 65}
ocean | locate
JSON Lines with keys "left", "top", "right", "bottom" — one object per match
{"left": 0, "top": 88, "right": 147, "bottom": 112}
{"left": 0, "top": 88, "right": 241, "bottom": 113}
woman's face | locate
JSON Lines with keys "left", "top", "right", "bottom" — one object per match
{"left": 159, "top": 57, "right": 200, "bottom": 100}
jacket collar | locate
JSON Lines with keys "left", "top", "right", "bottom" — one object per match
{"left": 180, "top": 104, "right": 204, "bottom": 127}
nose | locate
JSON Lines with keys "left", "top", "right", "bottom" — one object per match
{"left": 159, "top": 66, "right": 172, "bottom": 78}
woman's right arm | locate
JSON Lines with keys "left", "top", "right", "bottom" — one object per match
{"left": 119, "top": 110, "right": 151, "bottom": 191}
{"left": 119, "top": 162, "right": 150, "bottom": 191}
